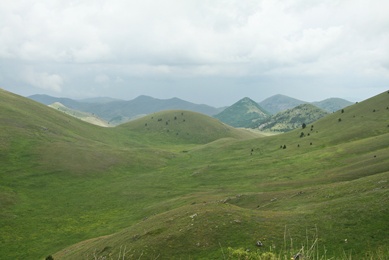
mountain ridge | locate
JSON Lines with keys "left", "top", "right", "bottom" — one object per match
{"left": 213, "top": 97, "right": 270, "bottom": 128}
{"left": 29, "top": 94, "right": 220, "bottom": 125}
{"left": 259, "top": 94, "right": 353, "bottom": 114}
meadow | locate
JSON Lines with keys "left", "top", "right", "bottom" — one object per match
{"left": 0, "top": 89, "right": 388, "bottom": 259}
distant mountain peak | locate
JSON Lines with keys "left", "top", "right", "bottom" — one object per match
{"left": 312, "top": 98, "right": 353, "bottom": 112}
{"left": 259, "top": 95, "right": 306, "bottom": 114}
{"left": 214, "top": 97, "right": 269, "bottom": 128}
{"left": 133, "top": 95, "right": 155, "bottom": 101}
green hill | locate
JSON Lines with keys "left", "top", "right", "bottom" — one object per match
{"left": 119, "top": 110, "right": 259, "bottom": 145}
{"left": 214, "top": 97, "right": 270, "bottom": 127}
{"left": 259, "top": 94, "right": 352, "bottom": 114}
{"left": 259, "top": 94, "right": 306, "bottom": 114}
{"left": 1, "top": 88, "right": 388, "bottom": 259}
{"left": 312, "top": 97, "right": 353, "bottom": 112}
{"left": 254, "top": 103, "right": 329, "bottom": 132}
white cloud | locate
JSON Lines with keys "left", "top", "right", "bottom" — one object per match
{"left": 1, "top": 0, "right": 389, "bottom": 104}
{"left": 1, "top": 0, "right": 388, "bottom": 71}
{"left": 23, "top": 69, "right": 63, "bottom": 92}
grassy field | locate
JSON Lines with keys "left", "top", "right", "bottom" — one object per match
{"left": 0, "top": 89, "right": 388, "bottom": 259}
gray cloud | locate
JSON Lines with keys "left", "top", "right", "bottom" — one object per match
{"left": 0, "top": 0, "right": 388, "bottom": 106}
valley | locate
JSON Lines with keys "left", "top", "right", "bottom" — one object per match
{"left": 0, "top": 89, "right": 388, "bottom": 259}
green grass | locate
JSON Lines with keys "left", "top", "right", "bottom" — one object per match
{"left": 0, "top": 88, "right": 388, "bottom": 259}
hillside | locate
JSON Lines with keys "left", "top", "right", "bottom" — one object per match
{"left": 119, "top": 110, "right": 260, "bottom": 144}
{"left": 1, "top": 88, "right": 388, "bottom": 259}
{"left": 214, "top": 97, "right": 270, "bottom": 127}
{"left": 29, "top": 94, "right": 220, "bottom": 125}
{"left": 259, "top": 94, "right": 306, "bottom": 114}
{"left": 255, "top": 103, "right": 329, "bottom": 132}
{"left": 49, "top": 102, "right": 111, "bottom": 127}
{"left": 53, "top": 90, "right": 389, "bottom": 259}
{"left": 312, "top": 97, "right": 353, "bottom": 112}
{"left": 258, "top": 94, "right": 352, "bottom": 114}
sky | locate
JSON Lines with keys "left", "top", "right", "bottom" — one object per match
{"left": 1, "top": 0, "right": 388, "bottom": 107}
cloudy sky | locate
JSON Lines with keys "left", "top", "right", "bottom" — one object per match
{"left": 1, "top": 0, "right": 388, "bottom": 106}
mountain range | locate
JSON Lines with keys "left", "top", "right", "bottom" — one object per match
{"left": 258, "top": 94, "right": 353, "bottom": 114}
{"left": 29, "top": 94, "right": 221, "bottom": 125}
{"left": 29, "top": 94, "right": 353, "bottom": 129}
{"left": 213, "top": 97, "right": 341, "bottom": 130}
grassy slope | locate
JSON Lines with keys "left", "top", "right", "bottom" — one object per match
{"left": 119, "top": 110, "right": 260, "bottom": 145}
{"left": 49, "top": 102, "right": 111, "bottom": 127}
{"left": 0, "top": 89, "right": 388, "bottom": 259}
{"left": 0, "top": 89, "right": 258, "bottom": 259}
{"left": 54, "top": 91, "right": 389, "bottom": 259}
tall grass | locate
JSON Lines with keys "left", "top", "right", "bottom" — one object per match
{"left": 226, "top": 226, "right": 388, "bottom": 260}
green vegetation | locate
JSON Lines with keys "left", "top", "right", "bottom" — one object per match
{"left": 254, "top": 104, "right": 328, "bottom": 132}
{"left": 259, "top": 94, "right": 352, "bottom": 114}
{"left": 312, "top": 98, "right": 353, "bottom": 113}
{"left": 0, "top": 88, "right": 388, "bottom": 259}
{"left": 214, "top": 97, "right": 270, "bottom": 128}
{"left": 259, "top": 94, "right": 306, "bottom": 114}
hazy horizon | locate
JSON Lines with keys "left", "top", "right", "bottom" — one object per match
{"left": 1, "top": 0, "right": 388, "bottom": 107}
{"left": 24, "top": 90, "right": 363, "bottom": 108}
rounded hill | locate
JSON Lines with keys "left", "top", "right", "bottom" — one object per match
{"left": 118, "top": 110, "right": 258, "bottom": 144}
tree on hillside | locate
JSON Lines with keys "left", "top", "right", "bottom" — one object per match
{"left": 302, "top": 123, "right": 306, "bottom": 129}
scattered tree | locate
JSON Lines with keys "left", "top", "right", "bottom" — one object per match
{"left": 302, "top": 123, "right": 306, "bottom": 129}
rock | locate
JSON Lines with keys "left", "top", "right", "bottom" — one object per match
{"left": 256, "top": 240, "right": 263, "bottom": 247}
